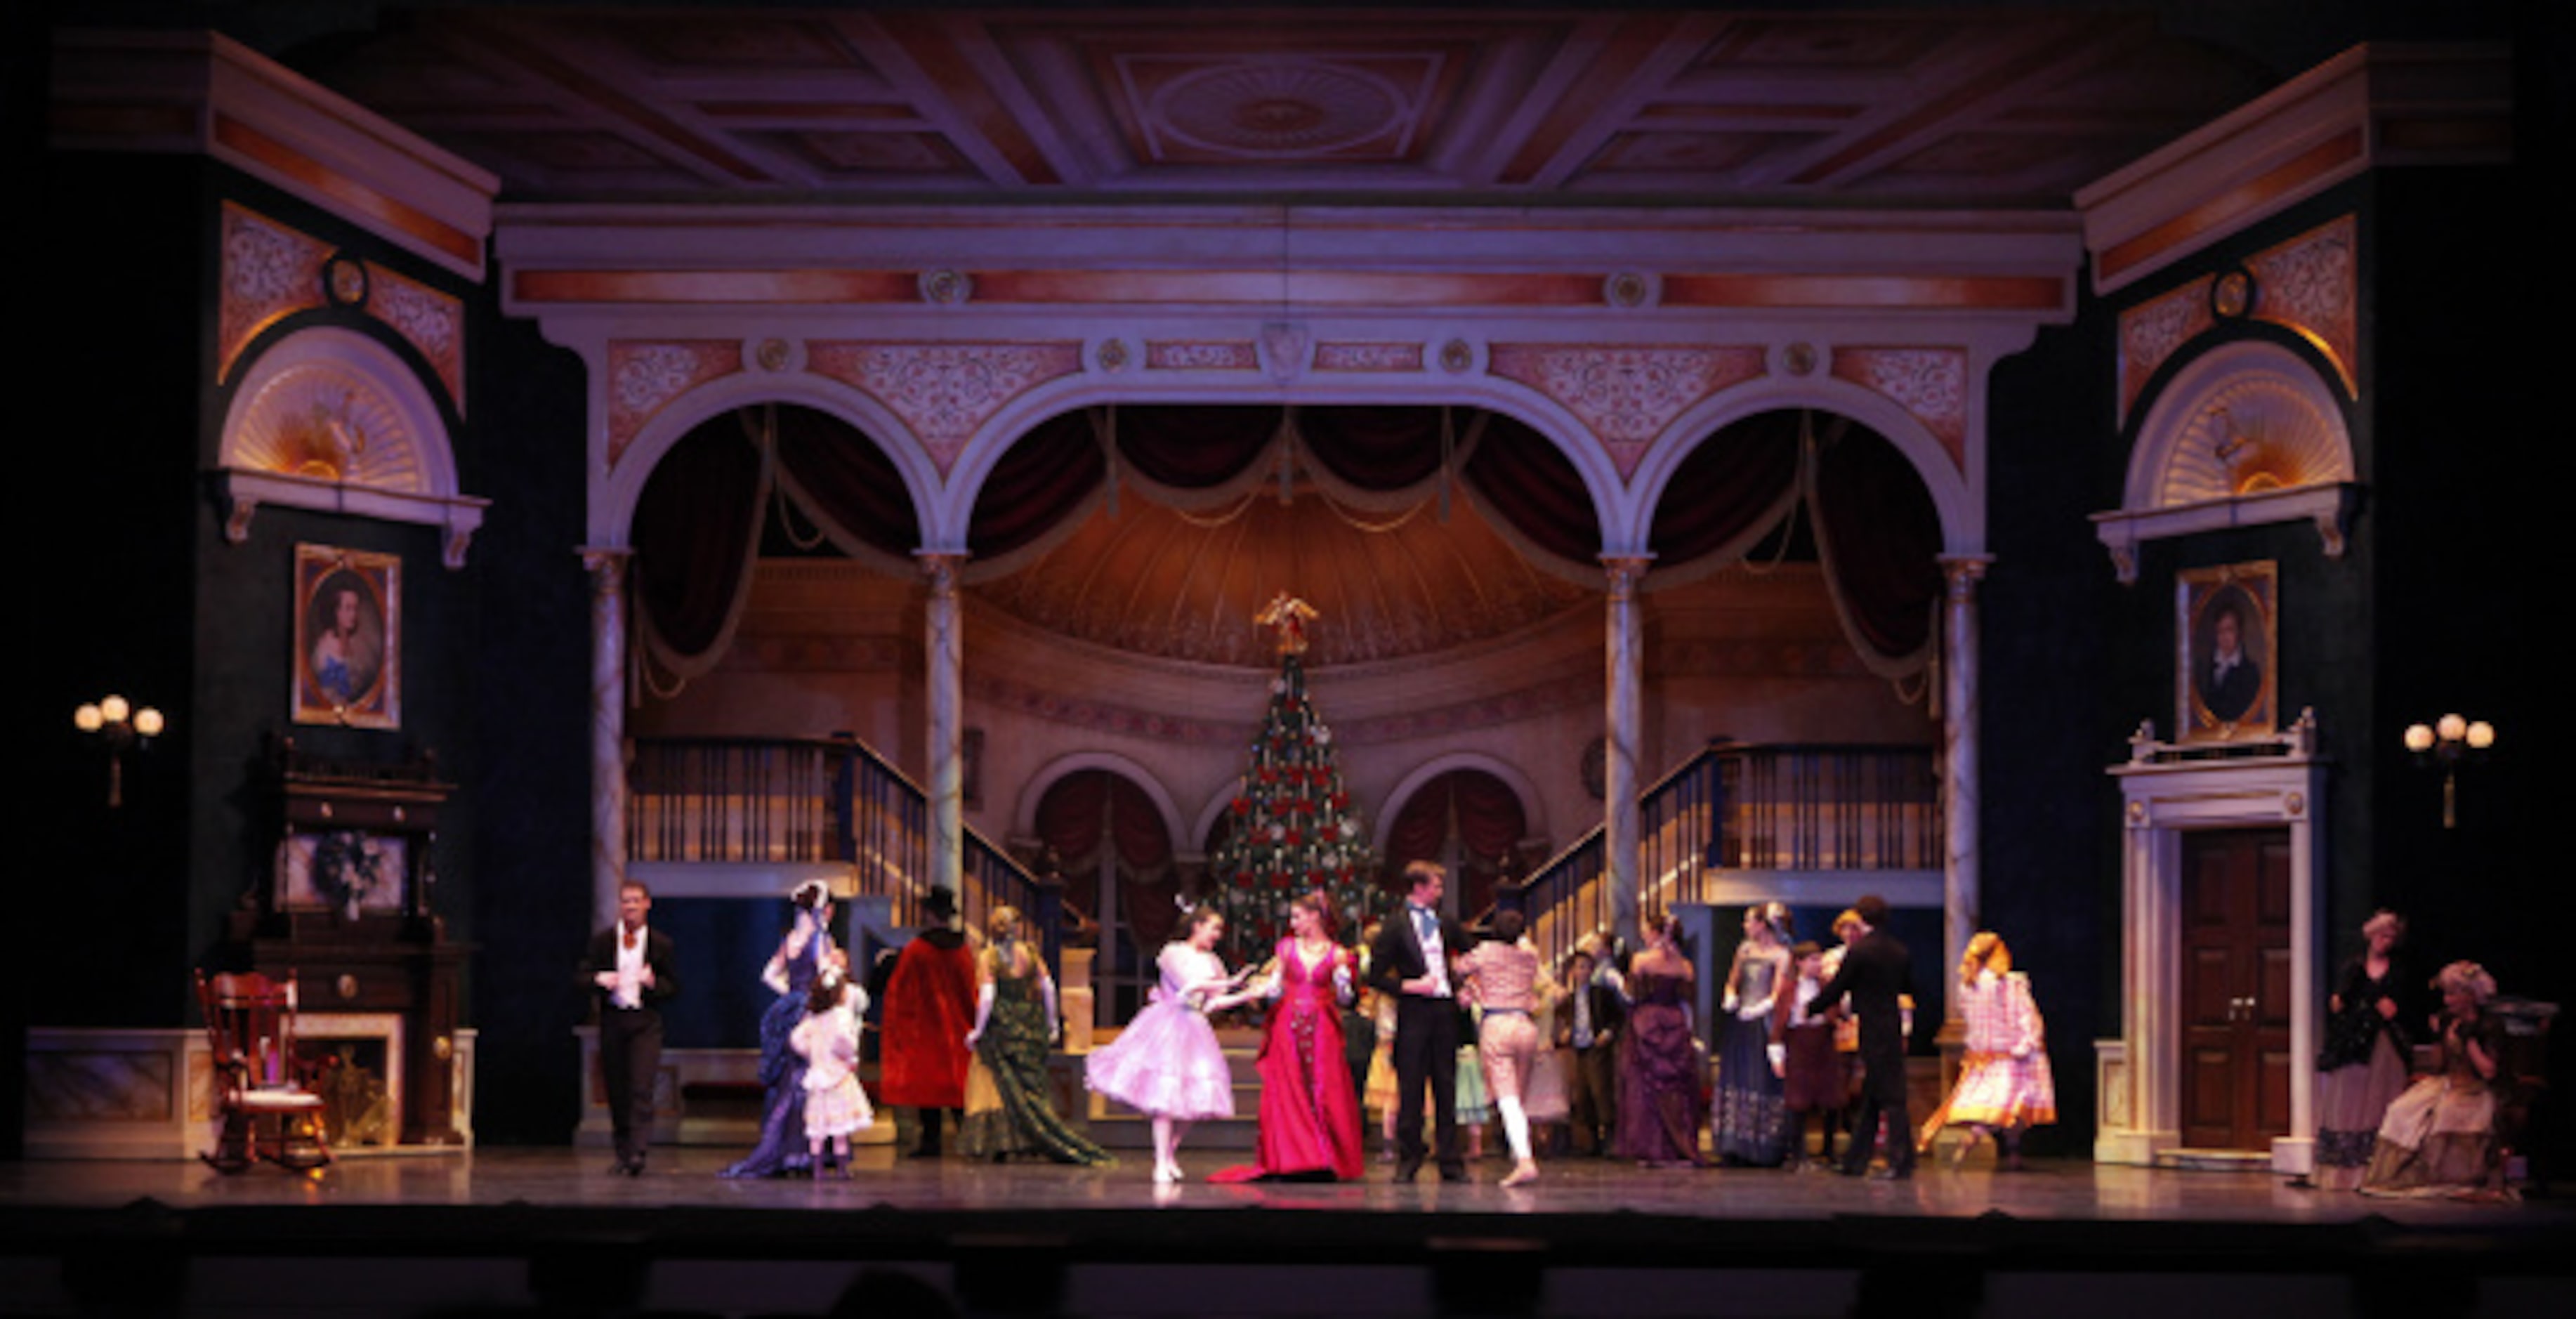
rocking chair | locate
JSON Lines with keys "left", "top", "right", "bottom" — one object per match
{"left": 196, "top": 969, "right": 332, "bottom": 1173}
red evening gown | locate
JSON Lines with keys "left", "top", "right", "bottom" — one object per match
{"left": 1213, "top": 939, "right": 1366, "bottom": 1182}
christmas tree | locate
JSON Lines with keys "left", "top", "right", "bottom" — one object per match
{"left": 1206, "top": 592, "right": 1384, "bottom": 967}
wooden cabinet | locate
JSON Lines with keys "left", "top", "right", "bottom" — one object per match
{"left": 227, "top": 741, "right": 471, "bottom": 1146}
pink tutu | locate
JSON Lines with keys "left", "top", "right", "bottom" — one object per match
{"left": 1085, "top": 995, "right": 1235, "bottom": 1121}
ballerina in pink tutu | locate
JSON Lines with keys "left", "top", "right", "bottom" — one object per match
{"left": 1084, "top": 905, "right": 1261, "bottom": 1183}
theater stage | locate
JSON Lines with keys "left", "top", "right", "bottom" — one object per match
{"left": 2, "top": 1149, "right": 2568, "bottom": 1318}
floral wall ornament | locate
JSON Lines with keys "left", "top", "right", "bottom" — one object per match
{"left": 1259, "top": 322, "right": 1311, "bottom": 383}
{"left": 1602, "top": 270, "right": 1655, "bottom": 308}
{"left": 918, "top": 268, "right": 975, "bottom": 306}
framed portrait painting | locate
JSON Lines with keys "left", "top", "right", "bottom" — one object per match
{"left": 2178, "top": 560, "right": 2277, "bottom": 741}
{"left": 294, "top": 544, "right": 400, "bottom": 728}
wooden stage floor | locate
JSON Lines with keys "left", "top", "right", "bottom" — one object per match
{"left": 3, "top": 1148, "right": 2570, "bottom": 1318}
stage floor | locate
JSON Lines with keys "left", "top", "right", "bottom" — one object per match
{"left": 4, "top": 1149, "right": 2571, "bottom": 1318}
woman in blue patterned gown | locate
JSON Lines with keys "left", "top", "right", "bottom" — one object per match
{"left": 720, "top": 880, "right": 839, "bottom": 1179}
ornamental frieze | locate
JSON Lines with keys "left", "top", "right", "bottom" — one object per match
{"left": 1487, "top": 344, "right": 1766, "bottom": 480}
{"left": 218, "top": 203, "right": 333, "bottom": 382}
{"left": 2246, "top": 215, "right": 2358, "bottom": 397}
{"left": 1145, "top": 340, "right": 1261, "bottom": 372}
{"left": 1830, "top": 346, "right": 1969, "bottom": 472}
{"left": 606, "top": 341, "right": 742, "bottom": 472}
{"left": 807, "top": 341, "right": 1085, "bottom": 477}
{"left": 219, "top": 205, "right": 469, "bottom": 416}
{"left": 2117, "top": 275, "right": 2215, "bottom": 423}
{"left": 362, "top": 262, "right": 466, "bottom": 414}
{"left": 1314, "top": 342, "right": 1426, "bottom": 372}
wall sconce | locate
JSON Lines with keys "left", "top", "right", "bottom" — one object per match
{"left": 2403, "top": 713, "right": 2495, "bottom": 829}
{"left": 74, "top": 694, "right": 165, "bottom": 808}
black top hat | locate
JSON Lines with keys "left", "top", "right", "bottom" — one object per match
{"left": 922, "top": 886, "right": 959, "bottom": 919}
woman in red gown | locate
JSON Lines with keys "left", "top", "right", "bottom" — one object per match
{"left": 1214, "top": 890, "right": 1366, "bottom": 1182}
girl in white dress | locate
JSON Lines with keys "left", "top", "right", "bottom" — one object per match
{"left": 1084, "top": 906, "right": 1262, "bottom": 1183}
{"left": 791, "top": 964, "right": 873, "bottom": 1176}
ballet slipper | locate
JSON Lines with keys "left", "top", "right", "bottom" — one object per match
{"left": 1501, "top": 1160, "right": 1539, "bottom": 1188}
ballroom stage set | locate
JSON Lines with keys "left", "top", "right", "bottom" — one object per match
{"left": 18, "top": 2, "right": 2568, "bottom": 1315}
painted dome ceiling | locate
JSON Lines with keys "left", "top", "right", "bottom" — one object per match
{"left": 967, "top": 483, "right": 1595, "bottom": 669}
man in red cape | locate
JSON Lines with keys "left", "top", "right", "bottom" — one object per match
{"left": 876, "top": 886, "right": 978, "bottom": 1156}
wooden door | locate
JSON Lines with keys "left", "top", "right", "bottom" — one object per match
{"left": 2179, "top": 827, "right": 2294, "bottom": 1150}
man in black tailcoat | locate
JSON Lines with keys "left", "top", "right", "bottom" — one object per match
{"left": 1367, "top": 860, "right": 1469, "bottom": 1183}
{"left": 1804, "top": 893, "right": 1913, "bottom": 1179}
{"left": 581, "top": 879, "right": 678, "bottom": 1176}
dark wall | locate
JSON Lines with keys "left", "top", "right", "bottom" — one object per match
{"left": 27, "top": 152, "right": 217, "bottom": 1031}
{"left": 1978, "top": 277, "right": 2119, "bottom": 1157}
{"left": 458, "top": 304, "right": 593, "bottom": 1143}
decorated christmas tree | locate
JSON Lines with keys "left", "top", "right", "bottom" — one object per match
{"left": 1206, "top": 592, "right": 1384, "bottom": 967}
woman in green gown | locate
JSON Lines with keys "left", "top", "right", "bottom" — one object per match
{"left": 961, "top": 905, "right": 1115, "bottom": 1165}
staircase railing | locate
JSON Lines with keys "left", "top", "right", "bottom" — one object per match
{"left": 629, "top": 735, "right": 1055, "bottom": 964}
{"left": 1503, "top": 742, "right": 1940, "bottom": 971}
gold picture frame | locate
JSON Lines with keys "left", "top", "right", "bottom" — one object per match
{"left": 2177, "top": 560, "right": 2276, "bottom": 741}
{"left": 294, "top": 544, "right": 400, "bottom": 729}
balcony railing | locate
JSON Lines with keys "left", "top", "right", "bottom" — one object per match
{"left": 629, "top": 736, "right": 1056, "bottom": 966}
{"left": 1505, "top": 742, "right": 1941, "bottom": 971}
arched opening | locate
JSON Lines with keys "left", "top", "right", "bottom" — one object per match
{"left": 1378, "top": 769, "right": 1533, "bottom": 923}
{"left": 1029, "top": 768, "right": 1180, "bottom": 1024}
{"left": 629, "top": 402, "right": 923, "bottom": 690}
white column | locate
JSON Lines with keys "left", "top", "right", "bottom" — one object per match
{"left": 919, "top": 551, "right": 968, "bottom": 895}
{"left": 582, "top": 548, "right": 631, "bottom": 931}
{"left": 1939, "top": 555, "right": 1990, "bottom": 1019}
{"left": 1602, "top": 555, "right": 1651, "bottom": 950}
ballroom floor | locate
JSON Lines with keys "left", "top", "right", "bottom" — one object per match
{"left": 3, "top": 1148, "right": 2569, "bottom": 1318}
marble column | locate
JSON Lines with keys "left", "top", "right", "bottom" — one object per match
{"left": 919, "top": 551, "right": 968, "bottom": 896}
{"left": 582, "top": 548, "right": 631, "bottom": 931}
{"left": 1602, "top": 555, "right": 1651, "bottom": 951}
{"left": 1938, "top": 555, "right": 1990, "bottom": 1023}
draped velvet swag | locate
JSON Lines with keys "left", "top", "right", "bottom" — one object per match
{"left": 1379, "top": 770, "right": 1531, "bottom": 917}
{"left": 627, "top": 403, "right": 1944, "bottom": 687}
{"left": 1032, "top": 770, "right": 1181, "bottom": 954}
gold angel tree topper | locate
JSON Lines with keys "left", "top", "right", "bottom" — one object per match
{"left": 1256, "top": 590, "right": 1318, "bottom": 656}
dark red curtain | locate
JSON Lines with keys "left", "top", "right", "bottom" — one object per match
{"left": 968, "top": 409, "right": 1105, "bottom": 559}
{"left": 1461, "top": 414, "right": 1603, "bottom": 567}
{"left": 1648, "top": 409, "right": 1801, "bottom": 563}
{"left": 1377, "top": 770, "right": 1528, "bottom": 916}
{"left": 1034, "top": 770, "right": 1180, "bottom": 952}
{"left": 633, "top": 414, "right": 765, "bottom": 660}
{"left": 1299, "top": 406, "right": 1450, "bottom": 490}
{"left": 774, "top": 404, "right": 919, "bottom": 557}
{"left": 1814, "top": 426, "right": 1943, "bottom": 662}
{"left": 1115, "top": 405, "right": 1280, "bottom": 489}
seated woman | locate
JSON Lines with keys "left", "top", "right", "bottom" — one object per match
{"left": 2360, "top": 960, "right": 2509, "bottom": 1199}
